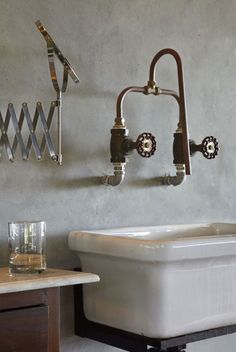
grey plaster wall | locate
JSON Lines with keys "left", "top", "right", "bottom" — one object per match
{"left": 0, "top": 0, "right": 235, "bottom": 351}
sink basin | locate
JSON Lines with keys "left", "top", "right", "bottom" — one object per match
{"left": 69, "top": 223, "right": 236, "bottom": 338}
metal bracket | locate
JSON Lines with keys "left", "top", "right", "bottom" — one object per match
{"left": 35, "top": 20, "right": 79, "bottom": 93}
{"left": 0, "top": 21, "right": 79, "bottom": 165}
{"left": 0, "top": 102, "right": 57, "bottom": 162}
{"left": 35, "top": 20, "right": 79, "bottom": 165}
{"left": 74, "top": 278, "right": 236, "bottom": 352}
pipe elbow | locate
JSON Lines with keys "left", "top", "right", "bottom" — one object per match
{"left": 162, "top": 164, "right": 186, "bottom": 186}
{"left": 102, "top": 163, "right": 126, "bottom": 186}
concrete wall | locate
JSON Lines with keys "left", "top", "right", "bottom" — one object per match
{"left": 0, "top": 0, "right": 235, "bottom": 350}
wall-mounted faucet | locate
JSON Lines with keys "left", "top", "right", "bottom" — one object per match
{"left": 102, "top": 48, "right": 219, "bottom": 186}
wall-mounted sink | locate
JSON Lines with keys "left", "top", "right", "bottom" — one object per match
{"left": 69, "top": 223, "right": 236, "bottom": 338}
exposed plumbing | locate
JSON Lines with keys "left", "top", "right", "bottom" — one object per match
{"left": 102, "top": 48, "right": 219, "bottom": 187}
{"left": 162, "top": 164, "right": 186, "bottom": 186}
{"left": 102, "top": 163, "right": 126, "bottom": 186}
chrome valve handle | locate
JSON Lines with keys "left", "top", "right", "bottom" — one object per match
{"left": 136, "top": 132, "right": 157, "bottom": 158}
{"left": 190, "top": 136, "right": 219, "bottom": 159}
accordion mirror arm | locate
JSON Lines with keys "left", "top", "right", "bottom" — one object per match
{"left": 35, "top": 20, "right": 80, "bottom": 92}
{"left": 0, "top": 21, "right": 80, "bottom": 165}
{"left": 35, "top": 20, "right": 80, "bottom": 165}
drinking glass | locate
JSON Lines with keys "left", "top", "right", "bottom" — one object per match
{"left": 8, "top": 221, "right": 46, "bottom": 274}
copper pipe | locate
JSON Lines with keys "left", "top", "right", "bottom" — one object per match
{"left": 148, "top": 48, "right": 191, "bottom": 175}
{"left": 158, "top": 88, "right": 180, "bottom": 103}
{"left": 149, "top": 48, "right": 183, "bottom": 86}
{"left": 115, "top": 86, "right": 146, "bottom": 127}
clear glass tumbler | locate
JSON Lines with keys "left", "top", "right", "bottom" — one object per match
{"left": 8, "top": 221, "right": 46, "bottom": 274}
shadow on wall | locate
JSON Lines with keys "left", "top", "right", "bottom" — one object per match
{"left": 46, "top": 233, "right": 79, "bottom": 270}
{"left": 49, "top": 175, "right": 173, "bottom": 189}
{"left": 51, "top": 176, "right": 102, "bottom": 189}
{"left": 127, "top": 176, "right": 166, "bottom": 187}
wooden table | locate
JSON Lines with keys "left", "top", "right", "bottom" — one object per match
{"left": 0, "top": 267, "right": 99, "bottom": 352}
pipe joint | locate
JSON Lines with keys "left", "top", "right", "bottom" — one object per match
{"left": 102, "top": 163, "right": 126, "bottom": 186}
{"left": 162, "top": 164, "right": 186, "bottom": 186}
{"left": 145, "top": 81, "right": 161, "bottom": 95}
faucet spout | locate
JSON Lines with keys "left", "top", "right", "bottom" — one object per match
{"left": 102, "top": 163, "right": 126, "bottom": 186}
{"left": 162, "top": 164, "right": 186, "bottom": 186}
{"left": 148, "top": 48, "right": 191, "bottom": 175}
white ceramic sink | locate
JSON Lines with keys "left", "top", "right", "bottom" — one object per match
{"left": 69, "top": 223, "right": 236, "bottom": 338}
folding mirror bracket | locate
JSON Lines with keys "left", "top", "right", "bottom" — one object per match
{"left": 0, "top": 20, "right": 79, "bottom": 165}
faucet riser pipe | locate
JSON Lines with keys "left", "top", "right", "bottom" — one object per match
{"left": 148, "top": 48, "right": 191, "bottom": 175}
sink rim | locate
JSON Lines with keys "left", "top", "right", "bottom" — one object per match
{"left": 69, "top": 222, "right": 236, "bottom": 262}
